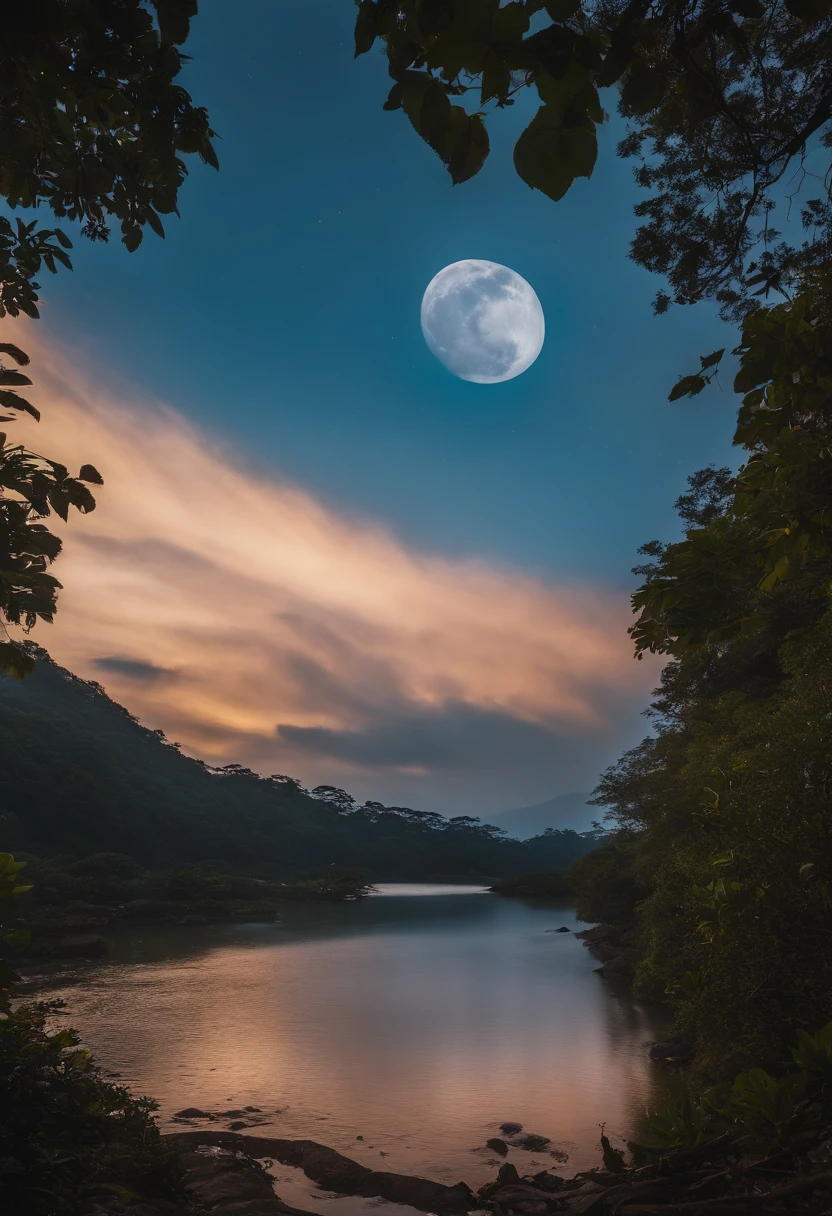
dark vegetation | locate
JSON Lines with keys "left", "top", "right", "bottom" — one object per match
{"left": 490, "top": 871, "right": 572, "bottom": 899}
{"left": 17, "top": 854, "right": 372, "bottom": 953}
{"left": 354, "top": 0, "right": 831, "bottom": 320}
{"left": 0, "top": 1003, "right": 188, "bottom": 1216}
{"left": 0, "top": 0, "right": 217, "bottom": 681}
{"left": 1, "top": 645, "right": 603, "bottom": 883}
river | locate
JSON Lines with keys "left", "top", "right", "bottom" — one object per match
{"left": 30, "top": 885, "right": 672, "bottom": 1209}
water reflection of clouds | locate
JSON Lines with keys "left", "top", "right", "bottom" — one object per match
{"left": 36, "top": 893, "right": 669, "bottom": 1184}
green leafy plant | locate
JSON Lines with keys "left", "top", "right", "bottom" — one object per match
{"left": 0, "top": 1003, "right": 187, "bottom": 1214}
{"left": 0, "top": 852, "right": 32, "bottom": 1012}
{"left": 640, "top": 1023, "right": 832, "bottom": 1157}
{"left": 0, "top": 2, "right": 216, "bottom": 678}
{"left": 354, "top": 0, "right": 832, "bottom": 318}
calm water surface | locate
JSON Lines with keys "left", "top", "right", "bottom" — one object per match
{"left": 32, "top": 885, "right": 671, "bottom": 1197}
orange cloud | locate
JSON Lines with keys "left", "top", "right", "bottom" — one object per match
{"left": 6, "top": 323, "right": 657, "bottom": 813}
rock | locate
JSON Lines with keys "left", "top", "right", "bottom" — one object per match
{"left": 479, "top": 1164, "right": 522, "bottom": 1201}
{"left": 228, "top": 1121, "right": 249, "bottom": 1130}
{"left": 555, "top": 927, "right": 570, "bottom": 933}
{"left": 594, "top": 955, "right": 632, "bottom": 982}
{"left": 487, "top": 1138, "right": 510, "bottom": 1156}
{"left": 514, "top": 1134, "right": 551, "bottom": 1152}
{"left": 223, "top": 1109, "right": 246, "bottom": 1117}
{"left": 167, "top": 1132, "right": 474, "bottom": 1213}
{"left": 500, "top": 1122, "right": 523, "bottom": 1135}
{"left": 174, "top": 1108, "right": 211, "bottom": 1119}
{"left": 356, "top": 1135, "right": 364, "bottom": 1141}
{"left": 530, "top": 1171, "right": 565, "bottom": 1193}
{"left": 490, "top": 1185, "right": 554, "bottom": 1214}
{"left": 566, "top": 1191, "right": 607, "bottom": 1216}
{"left": 648, "top": 1036, "right": 694, "bottom": 1063}
{"left": 244, "top": 1106, "right": 262, "bottom": 1112}
{"left": 178, "top": 1145, "right": 319, "bottom": 1215}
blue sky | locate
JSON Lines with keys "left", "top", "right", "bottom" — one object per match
{"left": 27, "top": 0, "right": 742, "bottom": 820}
{"left": 42, "top": 0, "right": 737, "bottom": 581}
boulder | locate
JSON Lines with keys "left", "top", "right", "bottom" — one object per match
{"left": 594, "top": 956, "right": 632, "bottom": 982}
{"left": 479, "top": 1163, "right": 522, "bottom": 1200}
{"left": 174, "top": 1108, "right": 210, "bottom": 1119}
{"left": 500, "top": 1122, "right": 523, "bottom": 1135}
{"left": 490, "top": 1185, "right": 552, "bottom": 1215}
{"left": 178, "top": 1145, "right": 320, "bottom": 1215}
{"left": 514, "top": 1134, "right": 551, "bottom": 1152}
{"left": 555, "top": 927, "right": 570, "bottom": 933}
{"left": 487, "top": 1138, "right": 509, "bottom": 1156}
{"left": 530, "top": 1171, "right": 565, "bottom": 1193}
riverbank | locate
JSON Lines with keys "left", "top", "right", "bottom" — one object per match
{"left": 158, "top": 1123, "right": 832, "bottom": 1216}
{"left": 12, "top": 861, "right": 374, "bottom": 961}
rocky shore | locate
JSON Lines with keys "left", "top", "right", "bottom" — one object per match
{"left": 142, "top": 1124, "right": 832, "bottom": 1216}
{"left": 574, "top": 924, "right": 637, "bottom": 985}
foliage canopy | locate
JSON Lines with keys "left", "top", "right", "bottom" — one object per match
{"left": 354, "top": 0, "right": 832, "bottom": 318}
{"left": 0, "top": 1, "right": 216, "bottom": 678}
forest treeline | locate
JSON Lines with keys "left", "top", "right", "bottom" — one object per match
{"left": 0, "top": 645, "right": 602, "bottom": 882}
{"left": 569, "top": 279, "right": 832, "bottom": 1078}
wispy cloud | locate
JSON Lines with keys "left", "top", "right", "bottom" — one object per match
{"left": 7, "top": 324, "right": 658, "bottom": 815}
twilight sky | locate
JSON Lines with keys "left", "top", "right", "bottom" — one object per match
{"left": 13, "top": 0, "right": 739, "bottom": 819}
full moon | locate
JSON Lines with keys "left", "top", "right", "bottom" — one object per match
{"left": 420, "top": 259, "right": 545, "bottom": 384}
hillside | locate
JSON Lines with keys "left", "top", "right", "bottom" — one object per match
{"left": 0, "top": 647, "right": 602, "bottom": 881}
{"left": 494, "top": 792, "right": 597, "bottom": 839}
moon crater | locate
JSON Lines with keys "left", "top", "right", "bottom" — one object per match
{"left": 420, "top": 259, "right": 545, "bottom": 384}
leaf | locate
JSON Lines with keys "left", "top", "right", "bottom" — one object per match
{"left": 0, "top": 370, "right": 33, "bottom": 387}
{"left": 354, "top": 0, "right": 379, "bottom": 56}
{"left": 545, "top": 0, "right": 580, "bottom": 18}
{"left": 621, "top": 68, "right": 667, "bottom": 114}
{"left": 481, "top": 52, "right": 511, "bottom": 105}
{"left": 493, "top": 1, "right": 530, "bottom": 40}
{"left": 0, "top": 344, "right": 30, "bottom": 366}
{"left": 122, "top": 225, "right": 143, "bottom": 253}
{"left": 78, "top": 464, "right": 104, "bottom": 485}
{"left": 54, "top": 228, "right": 73, "bottom": 249}
{"left": 0, "top": 390, "right": 40, "bottom": 420}
{"left": 668, "top": 374, "right": 707, "bottom": 400}
{"left": 700, "top": 348, "right": 725, "bottom": 369}
{"left": 383, "top": 82, "right": 404, "bottom": 111}
{"left": 447, "top": 111, "right": 489, "bottom": 183}
{"left": 145, "top": 206, "right": 166, "bottom": 238}
{"left": 513, "top": 106, "right": 597, "bottom": 202}
{"left": 784, "top": 0, "right": 832, "bottom": 21}
{"left": 154, "top": 0, "right": 195, "bottom": 44}
{"left": 0, "top": 642, "right": 35, "bottom": 681}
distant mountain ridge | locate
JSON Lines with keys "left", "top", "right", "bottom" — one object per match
{"left": 0, "top": 646, "right": 603, "bottom": 881}
{"left": 494, "top": 792, "right": 599, "bottom": 840}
